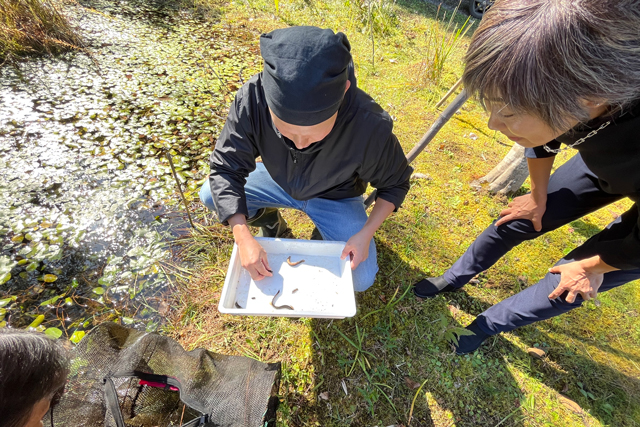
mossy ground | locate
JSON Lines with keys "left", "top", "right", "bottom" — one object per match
{"left": 164, "top": 1, "right": 640, "bottom": 426}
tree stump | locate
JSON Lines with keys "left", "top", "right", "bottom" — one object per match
{"left": 472, "top": 144, "right": 529, "bottom": 195}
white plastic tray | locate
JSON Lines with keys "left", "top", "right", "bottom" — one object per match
{"left": 219, "top": 237, "right": 356, "bottom": 318}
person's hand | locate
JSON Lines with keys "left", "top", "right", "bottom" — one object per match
{"left": 547, "top": 260, "right": 604, "bottom": 303}
{"left": 495, "top": 193, "right": 547, "bottom": 231}
{"left": 237, "top": 235, "right": 273, "bottom": 281}
{"left": 341, "top": 231, "right": 371, "bottom": 270}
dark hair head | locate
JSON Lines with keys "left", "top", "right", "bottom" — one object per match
{"left": 463, "top": 0, "right": 640, "bottom": 130}
{"left": 0, "top": 329, "right": 70, "bottom": 427}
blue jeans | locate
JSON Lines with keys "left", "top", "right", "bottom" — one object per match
{"left": 199, "top": 163, "right": 378, "bottom": 291}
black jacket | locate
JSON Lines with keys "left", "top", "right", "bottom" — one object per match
{"left": 526, "top": 101, "right": 640, "bottom": 270}
{"left": 209, "top": 71, "right": 412, "bottom": 225}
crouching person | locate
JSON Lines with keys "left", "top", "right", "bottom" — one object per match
{"left": 200, "top": 26, "right": 412, "bottom": 291}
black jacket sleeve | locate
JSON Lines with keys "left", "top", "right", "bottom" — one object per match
{"left": 525, "top": 141, "right": 560, "bottom": 159}
{"left": 359, "top": 130, "right": 412, "bottom": 210}
{"left": 595, "top": 203, "right": 640, "bottom": 270}
{"left": 209, "top": 89, "right": 259, "bottom": 225}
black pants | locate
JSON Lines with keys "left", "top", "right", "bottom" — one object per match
{"left": 443, "top": 153, "right": 640, "bottom": 335}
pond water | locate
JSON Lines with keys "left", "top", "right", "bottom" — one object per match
{"left": 0, "top": 0, "right": 260, "bottom": 339}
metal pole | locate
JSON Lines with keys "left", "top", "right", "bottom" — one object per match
{"left": 364, "top": 89, "right": 469, "bottom": 207}
{"left": 166, "top": 152, "right": 197, "bottom": 230}
{"left": 435, "top": 77, "right": 463, "bottom": 109}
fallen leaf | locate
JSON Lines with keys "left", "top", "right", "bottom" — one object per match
{"left": 559, "top": 395, "right": 583, "bottom": 413}
{"left": 411, "top": 173, "right": 431, "bottom": 180}
{"left": 448, "top": 305, "right": 460, "bottom": 317}
{"left": 158, "top": 301, "right": 170, "bottom": 316}
{"left": 319, "top": 391, "right": 329, "bottom": 401}
{"left": 527, "top": 347, "right": 546, "bottom": 359}
{"left": 405, "top": 377, "right": 421, "bottom": 390}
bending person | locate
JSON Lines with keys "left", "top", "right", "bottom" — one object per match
{"left": 413, "top": 0, "right": 640, "bottom": 353}
{"left": 200, "top": 26, "right": 412, "bottom": 291}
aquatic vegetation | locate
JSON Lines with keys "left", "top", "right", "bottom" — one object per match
{"left": 0, "top": 0, "right": 259, "bottom": 337}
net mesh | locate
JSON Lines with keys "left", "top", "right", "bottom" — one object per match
{"left": 53, "top": 323, "right": 280, "bottom": 427}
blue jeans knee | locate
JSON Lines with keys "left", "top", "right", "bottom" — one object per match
{"left": 199, "top": 180, "right": 216, "bottom": 212}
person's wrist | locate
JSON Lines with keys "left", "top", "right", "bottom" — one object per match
{"left": 357, "top": 226, "right": 376, "bottom": 242}
{"left": 530, "top": 190, "right": 547, "bottom": 205}
{"left": 232, "top": 224, "right": 253, "bottom": 244}
{"left": 578, "top": 255, "right": 613, "bottom": 274}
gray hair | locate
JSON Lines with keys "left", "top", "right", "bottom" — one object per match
{"left": 463, "top": 0, "right": 640, "bottom": 130}
{"left": 0, "top": 329, "right": 70, "bottom": 427}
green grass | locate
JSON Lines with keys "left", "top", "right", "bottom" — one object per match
{"left": 163, "top": 1, "right": 640, "bottom": 425}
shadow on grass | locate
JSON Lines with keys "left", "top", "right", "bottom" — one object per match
{"left": 569, "top": 218, "right": 604, "bottom": 240}
{"left": 451, "top": 284, "right": 640, "bottom": 426}
{"left": 305, "top": 239, "right": 528, "bottom": 427}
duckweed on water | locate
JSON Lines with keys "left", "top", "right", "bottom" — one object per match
{"left": 0, "top": 0, "right": 260, "bottom": 339}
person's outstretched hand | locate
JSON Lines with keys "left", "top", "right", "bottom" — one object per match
{"left": 237, "top": 234, "right": 273, "bottom": 281}
{"left": 496, "top": 193, "right": 547, "bottom": 231}
{"left": 547, "top": 258, "right": 607, "bottom": 303}
{"left": 341, "top": 231, "right": 371, "bottom": 270}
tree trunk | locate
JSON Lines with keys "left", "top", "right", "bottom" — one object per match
{"left": 472, "top": 144, "right": 529, "bottom": 195}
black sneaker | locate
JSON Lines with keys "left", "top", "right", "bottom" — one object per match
{"left": 413, "top": 276, "right": 457, "bottom": 298}
{"left": 454, "top": 319, "right": 491, "bottom": 355}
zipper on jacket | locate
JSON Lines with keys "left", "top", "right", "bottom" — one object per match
{"left": 291, "top": 150, "right": 298, "bottom": 164}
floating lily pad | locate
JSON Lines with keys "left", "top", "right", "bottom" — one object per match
{"left": 42, "top": 274, "right": 58, "bottom": 283}
{"left": 45, "top": 327, "right": 63, "bottom": 339}
{"left": 29, "top": 314, "right": 45, "bottom": 328}
{"left": 0, "top": 296, "right": 17, "bottom": 308}
{"left": 70, "top": 330, "right": 85, "bottom": 344}
{"left": 0, "top": 272, "right": 10, "bottom": 285}
{"left": 40, "top": 295, "right": 62, "bottom": 306}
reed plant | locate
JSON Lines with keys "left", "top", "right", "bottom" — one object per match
{"left": 0, "top": 0, "right": 82, "bottom": 63}
{"left": 417, "top": 4, "right": 472, "bottom": 86}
